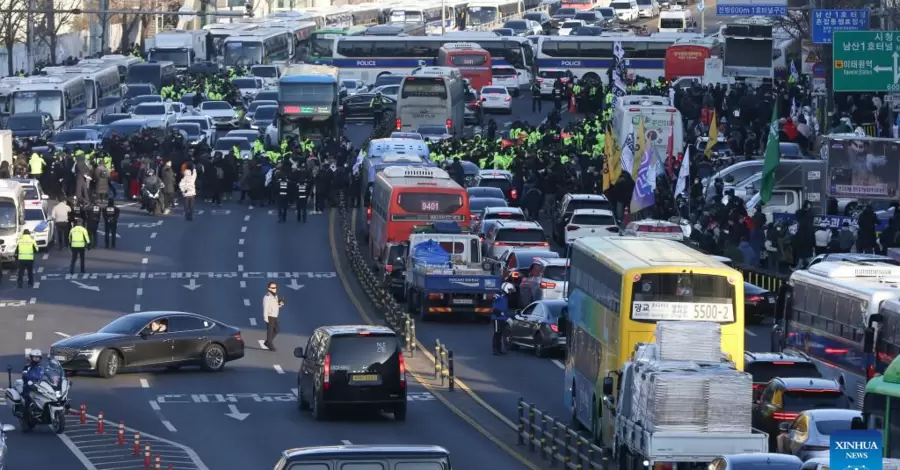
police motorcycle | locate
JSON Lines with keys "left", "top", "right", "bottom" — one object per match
{"left": 141, "top": 170, "right": 163, "bottom": 216}
{"left": 5, "top": 351, "right": 71, "bottom": 434}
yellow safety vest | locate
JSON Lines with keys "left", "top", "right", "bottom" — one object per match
{"left": 16, "top": 234, "right": 37, "bottom": 260}
{"left": 70, "top": 226, "right": 90, "bottom": 248}
{"left": 29, "top": 154, "right": 43, "bottom": 175}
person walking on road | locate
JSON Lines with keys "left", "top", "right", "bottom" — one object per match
{"left": 179, "top": 162, "right": 197, "bottom": 221}
{"left": 14, "top": 229, "right": 38, "bottom": 288}
{"left": 263, "top": 282, "right": 284, "bottom": 351}
{"left": 69, "top": 219, "right": 90, "bottom": 274}
{"left": 51, "top": 200, "right": 71, "bottom": 251}
{"left": 102, "top": 199, "right": 120, "bottom": 248}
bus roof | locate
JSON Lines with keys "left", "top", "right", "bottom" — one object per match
{"left": 572, "top": 236, "right": 734, "bottom": 272}
{"left": 792, "top": 261, "right": 900, "bottom": 299}
{"left": 280, "top": 64, "right": 339, "bottom": 84}
{"left": 440, "top": 42, "right": 487, "bottom": 51}
{"left": 12, "top": 74, "right": 86, "bottom": 92}
{"left": 376, "top": 166, "right": 461, "bottom": 189}
{"left": 366, "top": 138, "right": 430, "bottom": 158}
{"left": 315, "top": 25, "right": 369, "bottom": 34}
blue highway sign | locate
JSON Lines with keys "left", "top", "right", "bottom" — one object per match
{"left": 811, "top": 9, "right": 870, "bottom": 45}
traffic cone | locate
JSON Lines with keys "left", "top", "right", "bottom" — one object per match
{"left": 117, "top": 422, "right": 125, "bottom": 445}
{"left": 96, "top": 412, "right": 104, "bottom": 434}
{"left": 79, "top": 403, "right": 86, "bottom": 424}
{"left": 133, "top": 433, "right": 141, "bottom": 456}
{"left": 144, "top": 444, "right": 151, "bottom": 468}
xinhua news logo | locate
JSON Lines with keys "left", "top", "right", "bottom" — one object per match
{"left": 831, "top": 430, "right": 883, "bottom": 470}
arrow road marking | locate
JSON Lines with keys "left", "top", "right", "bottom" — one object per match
{"left": 95, "top": 230, "right": 122, "bottom": 238}
{"left": 183, "top": 279, "right": 202, "bottom": 291}
{"left": 287, "top": 279, "right": 305, "bottom": 290}
{"left": 70, "top": 280, "right": 100, "bottom": 291}
{"left": 224, "top": 404, "right": 250, "bottom": 421}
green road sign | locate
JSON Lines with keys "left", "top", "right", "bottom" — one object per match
{"left": 833, "top": 30, "right": 900, "bottom": 92}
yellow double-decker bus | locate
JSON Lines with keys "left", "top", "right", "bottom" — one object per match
{"left": 564, "top": 236, "right": 745, "bottom": 445}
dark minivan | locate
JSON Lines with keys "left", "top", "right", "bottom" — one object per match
{"left": 295, "top": 325, "right": 407, "bottom": 421}
{"left": 275, "top": 445, "right": 451, "bottom": 470}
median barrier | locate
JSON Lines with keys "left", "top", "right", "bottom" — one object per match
{"left": 684, "top": 240, "right": 790, "bottom": 292}
{"left": 517, "top": 398, "right": 606, "bottom": 470}
{"left": 433, "top": 340, "right": 455, "bottom": 391}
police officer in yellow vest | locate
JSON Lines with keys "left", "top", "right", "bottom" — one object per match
{"left": 28, "top": 152, "right": 44, "bottom": 180}
{"left": 15, "top": 229, "right": 38, "bottom": 288}
{"left": 69, "top": 219, "right": 90, "bottom": 275}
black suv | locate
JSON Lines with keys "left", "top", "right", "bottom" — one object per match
{"left": 744, "top": 351, "right": 822, "bottom": 400}
{"left": 295, "top": 325, "right": 407, "bottom": 421}
{"left": 752, "top": 377, "right": 850, "bottom": 450}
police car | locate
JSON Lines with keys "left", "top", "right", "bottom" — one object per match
{"left": 22, "top": 205, "right": 54, "bottom": 249}
{"left": 10, "top": 178, "right": 49, "bottom": 213}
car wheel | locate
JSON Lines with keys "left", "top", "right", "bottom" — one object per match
{"left": 201, "top": 344, "right": 226, "bottom": 372}
{"left": 298, "top": 385, "right": 310, "bottom": 411}
{"left": 311, "top": 388, "right": 328, "bottom": 421}
{"left": 97, "top": 349, "right": 120, "bottom": 378}
{"left": 534, "top": 333, "right": 548, "bottom": 357}
{"left": 393, "top": 402, "right": 407, "bottom": 421}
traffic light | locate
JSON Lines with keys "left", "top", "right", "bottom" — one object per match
{"left": 245, "top": 1, "right": 253, "bottom": 17}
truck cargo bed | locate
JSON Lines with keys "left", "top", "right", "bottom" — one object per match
{"left": 617, "top": 418, "right": 768, "bottom": 462}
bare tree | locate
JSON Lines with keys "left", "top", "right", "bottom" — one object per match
{"left": 0, "top": 0, "right": 27, "bottom": 75}
{"left": 32, "top": 0, "right": 78, "bottom": 64}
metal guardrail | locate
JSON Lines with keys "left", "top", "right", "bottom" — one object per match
{"left": 434, "top": 340, "right": 455, "bottom": 391}
{"left": 683, "top": 240, "right": 790, "bottom": 292}
{"left": 517, "top": 399, "right": 607, "bottom": 469}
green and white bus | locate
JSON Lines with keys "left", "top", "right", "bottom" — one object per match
{"left": 865, "top": 355, "right": 900, "bottom": 458}
{"left": 309, "top": 26, "right": 369, "bottom": 64}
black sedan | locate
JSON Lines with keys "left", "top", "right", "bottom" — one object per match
{"left": 503, "top": 299, "right": 568, "bottom": 357}
{"left": 49, "top": 311, "right": 245, "bottom": 378}
{"left": 467, "top": 187, "right": 505, "bottom": 199}
{"left": 340, "top": 93, "right": 397, "bottom": 121}
{"left": 745, "top": 282, "right": 777, "bottom": 324}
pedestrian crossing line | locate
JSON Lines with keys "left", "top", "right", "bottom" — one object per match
{"left": 33, "top": 282, "right": 40, "bottom": 289}
{"left": 746, "top": 330, "right": 757, "bottom": 337}
{"left": 42, "top": 254, "right": 49, "bottom": 260}
{"left": 36, "top": 266, "right": 44, "bottom": 273}
{"left": 243, "top": 299, "right": 251, "bottom": 307}
{"left": 134, "top": 304, "right": 141, "bottom": 312}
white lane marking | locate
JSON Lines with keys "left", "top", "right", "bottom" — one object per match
{"left": 291, "top": 388, "right": 298, "bottom": 397}
{"left": 134, "top": 304, "right": 141, "bottom": 312}
{"left": 85, "top": 411, "right": 208, "bottom": 468}
{"left": 26, "top": 314, "right": 33, "bottom": 321}
{"left": 55, "top": 332, "right": 70, "bottom": 338}
{"left": 258, "top": 340, "right": 269, "bottom": 350}
{"left": 57, "top": 433, "right": 99, "bottom": 470}
{"left": 746, "top": 330, "right": 757, "bottom": 337}
{"left": 238, "top": 264, "right": 244, "bottom": 272}
{"left": 341, "top": 440, "right": 353, "bottom": 445}
{"left": 140, "top": 379, "right": 150, "bottom": 389}
{"left": 273, "top": 365, "right": 285, "bottom": 374}
{"left": 42, "top": 254, "right": 49, "bottom": 260}
{"left": 150, "top": 232, "right": 157, "bottom": 239}
{"left": 141, "top": 257, "right": 148, "bottom": 264}
{"left": 32, "top": 282, "right": 40, "bottom": 289}
{"left": 161, "top": 420, "right": 177, "bottom": 432}
{"left": 551, "top": 360, "right": 564, "bottom": 370}
{"left": 238, "top": 251, "right": 244, "bottom": 258}
{"left": 239, "top": 238, "right": 245, "bottom": 245}
{"left": 136, "top": 288, "right": 143, "bottom": 296}
{"left": 243, "top": 299, "right": 250, "bottom": 307}
{"left": 244, "top": 215, "right": 250, "bottom": 222}
{"left": 149, "top": 400, "right": 161, "bottom": 411}
{"left": 36, "top": 266, "right": 44, "bottom": 273}
{"left": 144, "top": 246, "right": 151, "bottom": 252}
{"left": 29, "top": 298, "right": 36, "bottom": 304}
{"left": 25, "top": 332, "right": 32, "bottom": 340}
{"left": 249, "top": 317, "right": 257, "bottom": 326}
{"left": 239, "top": 281, "right": 246, "bottom": 288}
{"left": 240, "top": 226, "right": 247, "bottom": 233}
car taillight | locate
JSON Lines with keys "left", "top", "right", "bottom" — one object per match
{"left": 550, "top": 324, "right": 559, "bottom": 332}
{"left": 539, "top": 242, "right": 550, "bottom": 246}
{"left": 232, "top": 332, "right": 243, "bottom": 342}
{"left": 773, "top": 412, "right": 799, "bottom": 421}
{"left": 366, "top": 207, "right": 372, "bottom": 219}
{"left": 510, "top": 189, "right": 517, "bottom": 199}
{"left": 752, "top": 383, "right": 763, "bottom": 390}
{"left": 505, "top": 96, "right": 511, "bottom": 102}
{"left": 323, "top": 354, "right": 331, "bottom": 391}
{"left": 867, "top": 364, "right": 877, "bottom": 381}
{"left": 428, "top": 293, "right": 443, "bottom": 299}
{"left": 399, "top": 353, "right": 407, "bottom": 388}
{"left": 567, "top": 225, "right": 580, "bottom": 231}
{"left": 395, "top": 118, "right": 401, "bottom": 130}
{"left": 747, "top": 295, "right": 763, "bottom": 302}
{"left": 446, "top": 118, "right": 452, "bottom": 128}
{"left": 825, "top": 348, "right": 850, "bottom": 354}
{"left": 493, "top": 241, "right": 508, "bottom": 246}
{"left": 385, "top": 265, "right": 393, "bottom": 273}
{"left": 540, "top": 281, "right": 556, "bottom": 289}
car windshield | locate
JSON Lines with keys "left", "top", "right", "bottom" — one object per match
{"left": 24, "top": 208, "right": 44, "bottom": 221}
{"left": 482, "top": 87, "right": 506, "bottom": 94}
{"left": 179, "top": 118, "right": 209, "bottom": 130}
{"left": 571, "top": 213, "right": 616, "bottom": 225}
{"left": 784, "top": 390, "right": 847, "bottom": 412}
{"left": 124, "top": 85, "right": 153, "bottom": 98}
{"left": 545, "top": 301, "right": 568, "bottom": 319}
{"left": 540, "top": 70, "right": 567, "bottom": 79}
{"left": 746, "top": 361, "right": 820, "bottom": 383}
{"left": 202, "top": 102, "right": 231, "bottom": 110}
{"left": 342, "top": 81, "right": 359, "bottom": 89}
{"left": 469, "top": 187, "right": 504, "bottom": 198}
{"left": 479, "top": 178, "right": 511, "bottom": 191}
{"left": 329, "top": 335, "right": 397, "bottom": 368}
{"left": 470, "top": 198, "right": 507, "bottom": 214}
{"left": 574, "top": 13, "right": 595, "bottom": 20}
{"left": 107, "top": 123, "right": 144, "bottom": 136}
{"left": 596, "top": 8, "right": 615, "bottom": 16}
{"left": 814, "top": 418, "right": 854, "bottom": 435}
{"left": 513, "top": 251, "right": 557, "bottom": 267}
{"left": 98, "top": 316, "right": 144, "bottom": 334}
{"left": 417, "top": 125, "right": 447, "bottom": 135}
{"left": 556, "top": 8, "right": 576, "bottom": 15}
{"left": 254, "top": 107, "right": 277, "bottom": 120}
{"left": 53, "top": 130, "right": 90, "bottom": 143}
{"left": 493, "top": 28, "right": 513, "bottom": 36}
{"left": 252, "top": 66, "right": 278, "bottom": 78}
{"left": 133, "top": 104, "right": 166, "bottom": 115}
{"left": 41, "top": 361, "right": 65, "bottom": 385}
{"left": 215, "top": 139, "right": 251, "bottom": 151}
{"left": 101, "top": 114, "right": 130, "bottom": 124}
{"left": 6, "top": 116, "right": 41, "bottom": 130}
{"left": 134, "top": 96, "right": 161, "bottom": 105}
{"left": 232, "top": 78, "right": 260, "bottom": 88}
{"left": 504, "top": 21, "right": 527, "bottom": 30}
{"left": 611, "top": 2, "right": 632, "bottom": 8}
{"left": 543, "top": 266, "right": 567, "bottom": 282}
{"left": 562, "top": 21, "right": 583, "bottom": 28}
{"left": 171, "top": 124, "right": 200, "bottom": 136}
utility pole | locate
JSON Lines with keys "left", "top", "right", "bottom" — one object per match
{"left": 441, "top": 0, "right": 446, "bottom": 34}
{"left": 26, "top": 0, "right": 34, "bottom": 72}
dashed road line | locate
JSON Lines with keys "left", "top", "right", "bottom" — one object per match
{"left": 243, "top": 299, "right": 250, "bottom": 307}
{"left": 551, "top": 360, "right": 564, "bottom": 370}
{"left": 32, "top": 282, "right": 40, "bottom": 288}
{"left": 243, "top": 215, "right": 250, "bottom": 222}
{"left": 37, "top": 266, "right": 44, "bottom": 273}
{"left": 25, "top": 331, "right": 32, "bottom": 340}
{"left": 249, "top": 317, "right": 257, "bottom": 326}
{"left": 141, "top": 257, "right": 148, "bottom": 264}
{"left": 42, "top": 253, "right": 49, "bottom": 260}
{"left": 273, "top": 365, "right": 285, "bottom": 374}
{"left": 239, "top": 281, "right": 246, "bottom": 288}
{"left": 258, "top": 340, "right": 269, "bottom": 350}
{"left": 238, "top": 251, "right": 244, "bottom": 258}
{"left": 140, "top": 379, "right": 150, "bottom": 388}
{"left": 239, "top": 238, "right": 245, "bottom": 245}
{"left": 145, "top": 246, "right": 152, "bottom": 252}
{"left": 238, "top": 264, "right": 244, "bottom": 272}
{"left": 134, "top": 304, "right": 141, "bottom": 312}
{"left": 55, "top": 332, "right": 70, "bottom": 338}
{"left": 26, "top": 314, "right": 33, "bottom": 321}
{"left": 28, "top": 297, "right": 35, "bottom": 304}
{"left": 137, "top": 287, "right": 143, "bottom": 296}
{"left": 150, "top": 232, "right": 157, "bottom": 239}
{"left": 341, "top": 440, "right": 353, "bottom": 445}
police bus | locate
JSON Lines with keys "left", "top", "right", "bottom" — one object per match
{"left": 9, "top": 74, "right": 88, "bottom": 130}
{"left": 465, "top": 0, "right": 525, "bottom": 27}
{"left": 277, "top": 64, "right": 341, "bottom": 142}
{"left": 331, "top": 34, "right": 534, "bottom": 87}
{"left": 223, "top": 29, "right": 293, "bottom": 67}
{"left": 396, "top": 66, "right": 466, "bottom": 137}
{"left": 40, "top": 65, "right": 123, "bottom": 122}
{"left": 389, "top": 1, "right": 466, "bottom": 35}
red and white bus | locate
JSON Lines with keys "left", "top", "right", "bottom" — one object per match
{"left": 664, "top": 43, "right": 712, "bottom": 81}
{"left": 560, "top": 0, "right": 595, "bottom": 10}
{"left": 437, "top": 43, "right": 493, "bottom": 90}
{"left": 369, "top": 166, "right": 470, "bottom": 256}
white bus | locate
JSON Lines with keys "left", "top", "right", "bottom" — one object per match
{"left": 465, "top": 0, "right": 524, "bottom": 27}
{"left": 9, "top": 74, "right": 88, "bottom": 130}
{"left": 41, "top": 65, "right": 123, "bottom": 122}
{"left": 389, "top": 1, "right": 466, "bottom": 35}
{"left": 534, "top": 33, "right": 704, "bottom": 83}
{"left": 204, "top": 23, "right": 257, "bottom": 60}
{"left": 331, "top": 34, "right": 533, "bottom": 86}
{"left": 223, "top": 30, "right": 293, "bottom": 67}
{"left": 396, "top": 66, "right": 466, "bottom": 136}
{"left": 611, "top": 95, "right": 683, "bottom": 165}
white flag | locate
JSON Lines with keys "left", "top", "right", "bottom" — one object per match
{"left": 675, "top": 146, "right": 690, "bottom": 196}
{"left": 621, "top": 130, "right": 636, "bottom": 175}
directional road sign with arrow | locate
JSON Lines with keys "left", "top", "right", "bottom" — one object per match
{"left": 833, "top": 30, "right": 900, "bottom": 92}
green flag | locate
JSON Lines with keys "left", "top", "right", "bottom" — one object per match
{"left": 760, "top": 106, "right": 781, "bottom": 204}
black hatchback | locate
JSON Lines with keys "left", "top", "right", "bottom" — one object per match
{"left": 295, "top": 325, "right": 407, "bottom": 421}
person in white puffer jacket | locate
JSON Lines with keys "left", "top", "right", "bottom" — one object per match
{"left": 179, "top": 163, "right": 197, "bottom": 221}
{"left": 814, "top": 222, "right": 832, "bottom": 256}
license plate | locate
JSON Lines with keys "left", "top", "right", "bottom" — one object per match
{"left": 452, "top": 298, "right": 474, "bottom": 305}
{"left": 53, "top": 355, "right": 66, "bottom": 361}
{"left": 769, "top": 298, "right": 776, "bottom": 304}
{"left": 349, "top": 374, "right": 379, "bottom": 383}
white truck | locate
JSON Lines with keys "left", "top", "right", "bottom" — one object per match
{"left": 611, "top": 95, "right": 684, "bottom": 166}
{"left": 146, "top": 30, "right": 209, "bottom": 70}
{"left": 604, "top": 351, "right": 768, "bottom": 470}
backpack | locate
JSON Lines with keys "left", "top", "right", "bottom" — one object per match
{"left": 216, "top": 167, "right": 224, "bottom": 180}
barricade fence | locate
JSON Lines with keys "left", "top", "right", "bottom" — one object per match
{"left": 517, "top": 398, "right": 606, "bottom": 469}
{"left": 683, "top": 240, "right": 790, "bottom": 292}
{"left": 434, "top": 340, "right": 455, "bottom": 391}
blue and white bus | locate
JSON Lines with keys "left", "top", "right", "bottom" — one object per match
{"left": 534, "top": 33, "right": 703, "bottom": 83}
{"left": 389, "top": 1, "right": 467, "bottom": 35}
{"left": 224, "top": 29, "right": 294, "bottom": 66}
{"left": 277, "top": 64, "right": 341, "bottom": 140}
{"left": 465, "top": 0, "right": 524, "bottom": 27}
{"left": 41, "top": 65, "right": 122, "bottom": 123}
{"left": 331, "top": 34, "right": 534, "bottom": 86}
{"left": 9, "top": 74, "right": 88, "bottom": 130}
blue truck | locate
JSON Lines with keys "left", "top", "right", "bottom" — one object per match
{"left": 404, "top": 232, "right": 501, "bottom": 321}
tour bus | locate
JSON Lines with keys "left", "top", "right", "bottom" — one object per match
{"left": 369, "top": 166, "right": 469, "bottom": 257}
{"left": 277, "top": 64, "right": 341, "bottom": 141}
{"left": 223, "top": 30, "right": 293, "bottom": 67}
{"left": 308, "top": 26, "right": 369, "bottom": 63}
{"left": 396, "top": 67, "right": 466, "bottom": 136}
{"left": 365, "top": 23, "right": 427, "bottom": 37}
{"left": 356, "top": 137, "right": 433, "bottom": 218}
{"left": 438, "top": 43, "right": 493, "bottom": 90}
{"left": 863, "top": 355, "right": 900, "bottom": 457}
{"left": 561, "top": 0, "right": 596, "bottom": 10}
{"left": 775, "top": 261, "right": 900, "bottom": 409}
{"left": 331, "top": 34, "right": 533, "bottom": 87}
{"left": 565, "top": 236, "right": 745, "bottom": 446}
{"left": 534, "top": 33, "right": 704, "bottom": 83}
{"left": 265, "top": 20, "right": 318, "bottom": 61}
{"left": 0, "top": 180, "right": 25, "bottom": 263}
{"left": 466, "top": 0, "right": 524, "bottom": 27}
{"left": 360, "top": 154, "right": 436, "bottom": 232}
{"left": 41, "top": 65, "right": 123, "bottom": 122}
{"left": 125, "top": 61, "right": 176, "bottom": 90}
{"left": 611, "top": 95, "right": 684, "bottom": 166}
{"left": 10, "top": 74, "right": 88, "bottom": 130}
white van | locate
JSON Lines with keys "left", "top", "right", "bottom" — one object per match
{"left": 658, "top": 7, "right": 694, "bottom": 32}
{"left": 609, "top": 0, "right": 640, "bottom": 22}
{"left": 0, "top": 179, "right": 26, "bottom": 263}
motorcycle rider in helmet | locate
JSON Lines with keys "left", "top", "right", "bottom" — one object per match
{"left": 491, "top": 282, "right": 516, "bottom": 355}
{"left": 22, "top": 349, "right": 44, "bottom": 412}
{"left": 142, "top": 169, "right": 162, "bottom": 212}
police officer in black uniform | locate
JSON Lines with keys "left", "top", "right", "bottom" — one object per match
{"left": 295, "top": 165, "right": 309, "bottom": 223}
{"left": 102, "top": 199, "right": 120, "bottom": 248}
{"left": 275, "top": 166, "right": 292, "bottom": 223}
{"left": 85, "top": 199, "right": 102, "bottom": 249}
{"left": 530, "top": 81, "right": 541, "bottom": 113}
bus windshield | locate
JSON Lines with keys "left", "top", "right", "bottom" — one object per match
{"left": 467, "top": 6, "right": 498, "bottom": 25}
{"left": 279, "top": 82, "right": 335, "bottom": 103}
{"left": 147, "top": 49, "right": 190, "bottom": 67}
{"left": 12, "top": 90, "right": 63, "bottom": 121}
{"left": 224, "top": 41, "right": 263, "bottom": 66}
